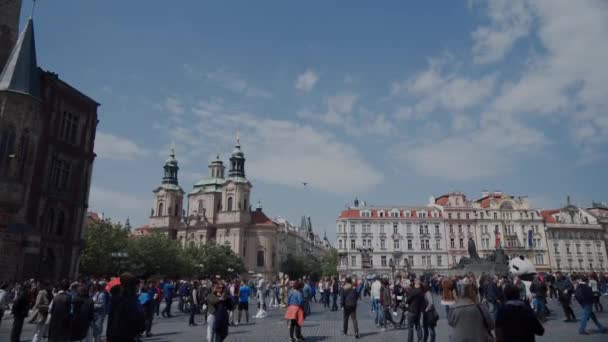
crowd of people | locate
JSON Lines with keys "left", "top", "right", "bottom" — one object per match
{"left": 0, "top": 271, "right": 607, "bottom": 341}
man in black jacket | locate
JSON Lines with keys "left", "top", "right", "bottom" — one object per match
{"left": 48, "top": 280, "right": 72, "bottom": 342}
{"left": 10, "top": 283, "right": 30, "bottom": 342}
{"left": 107, "top": 272, "right": 146, "bottom": 342}
{"left": 496, "top": 284, "right": 544, "bottom": 342}
{"left": 406, "top": 279, "right": 424, "bottom": 342}
{"left": 555, "top": 273, "right": 576, "bottom": 322}
{"left": 575, "top": 276, "right": 607, "bottom": 335}
{"left": 341, "top": 277, "right": 360, "bottom": 338}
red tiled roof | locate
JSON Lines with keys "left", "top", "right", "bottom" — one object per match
{"left": 435, "top": 195, "right": 449, "bottom": 206}
{"left": 540, "top": 210, "right": 560, "bottom": 223}
{"left": 338, "top": 210, "right": 360, "bottom": 218}
{"left": 475, "top": 194, "right": 507, "bottom": 208}
{"left": 251, "top": 210, "right": 277, "bottom": 225}
{"left": 132, "top": 225, "right": 151, "bottom": 235}
{"left": 86, "top": 212, "right": 102, "bottom": 224}
{"left": 338, "top": 208, "right": 441, "bottom": 219}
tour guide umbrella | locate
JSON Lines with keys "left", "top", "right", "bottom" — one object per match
{"left": 106, "top": 277, "right": 121, "bottom": 292}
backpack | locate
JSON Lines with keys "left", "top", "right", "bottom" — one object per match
{"left": 344, "top": 289, "right": 358, "bottom": 308}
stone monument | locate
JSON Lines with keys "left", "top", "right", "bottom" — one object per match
{"left": 450, "top": 239, "right": 509, "bottom": 276}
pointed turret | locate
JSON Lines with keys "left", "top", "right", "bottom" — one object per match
{"left": 0, "top": 17, "right": 40, "bottom": 98}
{"left": 0, "top": 0, "right": 22, "bottom": 70}
{"left": 162, "top": 144, "right": 179, "bottom": 185}
{"left": 228, "top": 133, "right": 246, "bottom": 178}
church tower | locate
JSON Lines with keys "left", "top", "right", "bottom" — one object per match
{"left": 221, "top": 135, "right": 251, "bottom": 216}
{"left": 149, "top": 146, "right": 184, "bottom": 238}
{"left": 0, "top": 0, "right": 22, "bottom": 70}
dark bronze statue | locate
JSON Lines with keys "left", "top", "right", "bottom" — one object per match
{"left": 468, "top": 237, "right": 480, "bottom": 260}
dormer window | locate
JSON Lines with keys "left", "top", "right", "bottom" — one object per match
{"left": 360, "top": 210, "right": 371, "bottom": 217}
{"left": 391, "top": 210, "right": 400, "bottom": 218}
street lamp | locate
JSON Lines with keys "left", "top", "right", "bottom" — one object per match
{"left": 110, "top": 251, "right": 129, "bottom": 275}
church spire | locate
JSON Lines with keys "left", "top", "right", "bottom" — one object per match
{"left": 162, "top": 144, "right": 179, "bottom": 185}
{"left": 0, "top": 16, "right": 40, "bottom": 98}
{"left": 228, "top": 132, "right": 246, "bottom": 178}
{"left": 0, "top": 0, "right": 22, "bottom": 70}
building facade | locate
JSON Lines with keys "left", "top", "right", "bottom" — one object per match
{"left": 336, "top": 199, "right": 449, "bottom": 279}
{"left": 137, "top": 139, "right": 329, "bottom": 280}
{"left": 0, "top": 4, "right": 98, "bottom": 281}
{"left": 543, "top": 200, "right": 608, "bottom": 273}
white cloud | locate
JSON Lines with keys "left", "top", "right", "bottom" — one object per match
{"left": 90, "top": 186, "right": 149, "bottom": 211}
{"left": 163, "top": 99, "right": 383, "bottom": 194}
{"left": 161, "top": 96, "right": 185, "bottom": 115}
{"left": 295, "top": 69, "right": 319, "bottom": 92}
{"left": 205, "top": 69, "right": 272, "bottom": 98}
{"left": 95, "top": 132, "right": 148, "bottom": 160}
{"left": 391, "top": 62, "right": 497, "bottom": 117}
{"left": 471, "top": 0, "right": 533, "bottom": 64}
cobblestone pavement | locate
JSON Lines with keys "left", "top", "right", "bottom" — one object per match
{"left": 2, "top": 295, "right": 608, "bottom": 341}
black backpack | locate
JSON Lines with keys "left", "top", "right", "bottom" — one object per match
{"left": 344, "top": 289, "right": 358, "bottom": 308}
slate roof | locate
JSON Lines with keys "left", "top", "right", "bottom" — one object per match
{"left": 0, "top": 18, "right": 40, "bottom": 98}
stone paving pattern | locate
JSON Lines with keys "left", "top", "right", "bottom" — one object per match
{"left": 2, "top": 295, "right": 608, "bottom": 341}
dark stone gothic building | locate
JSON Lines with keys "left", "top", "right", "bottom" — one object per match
{"left": 0, "top": 0, "right": 99, "bottom": 281}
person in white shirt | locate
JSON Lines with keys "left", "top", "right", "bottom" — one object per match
{"left": 371, "top": 278, "right": 383, "bottom": 326}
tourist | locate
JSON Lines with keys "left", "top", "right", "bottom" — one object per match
{"left": 91, "top": 281, "right": 109, "bottom": 342}
{"left": 106, "top": 273, "right": 145, "bottom": 342}
{"left": 189, "top": 280, "right": 200, "bottom": 326}
{"left": 341, "top": 277, "right": 360, "bottom": 338}
{"left": 255, "top": 276, "right": 268, "bottom": 318}
{"left": 161, "top": 279, "right": 174, "bottom": 318}
{"left": 30, "top": 280, "right": 51, "bottom": 342}
{"left": 370, "top": 276, "right": 382, "bottom": 326}
{"left": 574, "top": 276, "right": 607, "bottom": 335}
{"left": 330, "top": 276, "right": 339, "bottom": 311}
{"left": 485, "top": 275, "right": 499, "bottom": 321}
{"left": 589, "top": 273, "right": 603, "bottom": 312}
{"left": 139, "top": 283, "right": 156, "bottom": 337}
{"left": 152, "top": 281, "right": 162, "bottom": 317}
{"left": 422, "top": 283, "right": 439, "bottom": 342}
{"left": 10, "top": 283, "right": 30, "bottom": 342}
{"left": 0, "top": 282, "right": 9, "bottom": 328}
{"left": 406, "top": 279, "right": 425, "bottom": 342}
{"left": 448, "top": 280, "right": 494, "bottom": 342}
{"left": 208, "top": 282, "right": 231, "bottom": 342}
{"left": 237, "top": 280, "right": 251, "bottom": 325}
{"left": 495, "top": 283, "right": 544, "bottom": 342}
{"left": 285, "top": 281, "right": 305, "bottom": 342}
{"left": 71, "top": 284, "right": 95, "bottom": 342}
{"left": 556, "top": 273, "right": 577, "bottom": 322}
{"left": 48, "top": 280, "right": 72, "bottom": 342}
{"left": 440, "top": 277, "right": 455, "bottom": 317}
{"left": 380, "top": 278, "right": 397, "bottom": 330}
{"left": 302, "top": 279, "right": 312, "bottom": 316}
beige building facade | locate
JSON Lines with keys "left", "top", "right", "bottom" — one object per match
{"left": 137, "top": 139, "right": 329, "bottom": 279}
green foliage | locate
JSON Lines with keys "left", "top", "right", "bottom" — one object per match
{"left": 81, "top": 221, "right": 246, "bottom": 278}
{"left": 80, "top": 220, "right": 129, "bottom": 276}
{"left": 280, "top": 249, "right": 338, "bottom": 281}
{"left": 127, "top": 232, "right": 185, "bottom": 278}
{"left": 183, "top": 243, "right": 246, "bottom": 278}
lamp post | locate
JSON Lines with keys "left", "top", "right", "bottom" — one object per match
{"left": 110, "top": 251, "right": 129, "bottom": 275}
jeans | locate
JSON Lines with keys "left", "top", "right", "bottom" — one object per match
{"left": 560, "top": 299, "right": 576, "bottom": 321}
{"left": 10, "top": 315, "right": 25, "bottom": 342}
{"left": 289, "top": 319, "right": 303, "bottom": 339}
{"left": 323, "top": 292, "right": 330, "bottom": 308}
{"left": 372, "top": 299, "right": 383, "bottom": 325}
{"left": 91, "top": 314, "right": 105, "bottom": 342}
{"left": 407, "top": 313, "right": 423, "bottom": 342}
{"left": 32, "top": 321, "right": 48, "bottom": 342}
{"left": 162, "top": 298, "right": 173, "bottom": 316}
{"left": 423, "top": 321, "right": 436, "bottom": 342}
{"left": 207, "top": 314, "right": 216, "bottom": 342}
{"left": 343, "top": 307, "right": 359, "bottom": 335}
{"left": 331, "top": 293, "right": 338, "bottom": 311}
{"left": 579, "top": 304, "right": 605, "bottom": 334}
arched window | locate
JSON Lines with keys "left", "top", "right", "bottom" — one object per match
{"left": 56, "top": 211, "right": 65, "bottom": 236}
{"left": 0, "top": 127, "right": 16, "bottom": 176}
{"left": 45, "top": 209, "right": 55, "bottom": 234}
{"left": 257, "top": 250, "right": 265, "bottom": 267}
{"left": 158, "top": 203, "right": 164, "bottom": 216}
{"left": 227, "top": 197, "right": 233, "bottom": 211}
{"left": 18, "top": 133, "right": 30, "bottom": 177}
{"left": 198, "top": 200, "right": 204, "bottom": 214}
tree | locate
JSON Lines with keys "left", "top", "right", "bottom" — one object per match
{"left": 281, "top": 254, "right": 322, "bottom": 281}
{"left": 127, "top": 232, "right": 186, "bottom": 278}
{"left": 80, "top": 219, "right": 129, "bottom": 276}
{"left": 182, "top": 243, "right": 245, "bottom": 278}
{"left": 320, "top": 249, "right": 338, "bottom": 278}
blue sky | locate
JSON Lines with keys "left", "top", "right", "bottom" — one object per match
{"left": 27, "top": 0, "right": 608, "bottom": 241}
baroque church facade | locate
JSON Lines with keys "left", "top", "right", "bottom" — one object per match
{"left": 137, "top": 139, "right": 329, "bottom": 279}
